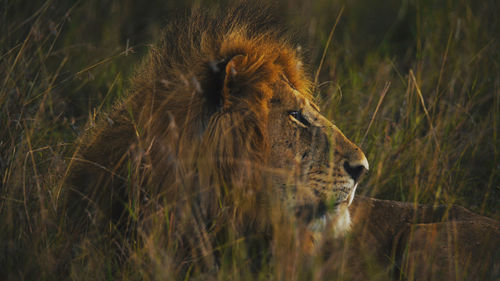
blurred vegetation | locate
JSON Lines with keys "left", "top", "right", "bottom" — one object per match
{"left": 1, "top": 0, "right": 499, "bottom": 279}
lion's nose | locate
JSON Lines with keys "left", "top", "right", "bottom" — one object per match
{"left": 343, "top": 156, "right": 369, "bottom": 183}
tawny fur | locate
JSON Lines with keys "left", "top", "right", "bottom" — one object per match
{"left": 62, "top": 3, "right": 367, "bottom": 276}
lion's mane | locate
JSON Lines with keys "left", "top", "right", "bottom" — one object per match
{"left": 64, "top": 3, "right": 310, "bottom": 274}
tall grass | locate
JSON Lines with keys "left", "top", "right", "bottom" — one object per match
{"left": 315, "top": 0, "right": 500, "bottom": 218}
{"left": 1, "top": 0, "right": 498, "bottom": 279}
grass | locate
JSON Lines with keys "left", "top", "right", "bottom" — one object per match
{"left": 1, "top": 0, "right": 498, "bottom": 279}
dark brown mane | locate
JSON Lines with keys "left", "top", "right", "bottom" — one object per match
{"left": 63, "top": 2, "right": 311, "bottom": 275}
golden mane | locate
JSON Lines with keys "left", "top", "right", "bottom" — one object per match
{"left": 63, "top": 3, "right": 312, "bottom": 274}
{"left": 126, "top": 4, "right": 310, "bottom": 224}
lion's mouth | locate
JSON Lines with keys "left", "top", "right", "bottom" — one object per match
{"left": 294, "top": 201, "right": 328, "bottom": 223}
{"left": 294, "top": 199, "right": 348, "bottom": 224}
{"left": 295, "top": 183, "right": 358, "bottom": 229}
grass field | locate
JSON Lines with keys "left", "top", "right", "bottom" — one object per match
{"left": 1, "top": 0, "right": 499, "bottom": 279}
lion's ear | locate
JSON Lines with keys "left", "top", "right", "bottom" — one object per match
{"left": 210, "top": 54, "right": 270, "bottom": 110}
{"left": 224, "top": 54, "right": 247, "bottom": 79}
{"left": 221, "top": 54, "right": 249, "bottom": 108}
{"left": 204, "top": 55, "right": 246, "bottom": 111}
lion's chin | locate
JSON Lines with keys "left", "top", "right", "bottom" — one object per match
{"left": 307, "top": 183, "right": 358, "bottom": 239}
{"left": 307, "top": 203, "right": 351, "bottom": 238}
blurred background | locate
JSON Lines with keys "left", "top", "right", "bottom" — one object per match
{"left": 1, "top": 0, "right": 499, "bottom": 278}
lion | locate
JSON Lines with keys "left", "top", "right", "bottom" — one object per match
{"left": 61, "top": 3, "right": 368, "bottom": 277}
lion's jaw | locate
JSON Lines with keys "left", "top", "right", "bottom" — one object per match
{"left": 307, "top": 183, "right": 358, "bottom": 238}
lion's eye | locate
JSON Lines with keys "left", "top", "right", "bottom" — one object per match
{"left": 288, "top": 110, "right": 310, "bottom": 126}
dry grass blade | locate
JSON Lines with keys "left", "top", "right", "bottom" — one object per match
{"left": 75, "top": 50, "right": 130, "bottom": 77}
{"left": 410, "top": 70, "right": 441, "bottom": 152}
{"left": 432, "top": 30, "right": 453, "bottom": 111}
{"left": 361, "top": 81, "right": 391, "bottom": 146}
{"left": 313, "top": 6, "right": 344, "bottom": 91}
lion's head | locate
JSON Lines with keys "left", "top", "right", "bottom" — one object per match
{"left": 65, "top": 4, "right": 368, "bottom": 273}
{"left": 267, "top": 74, "right": 368, "bottom": 237}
